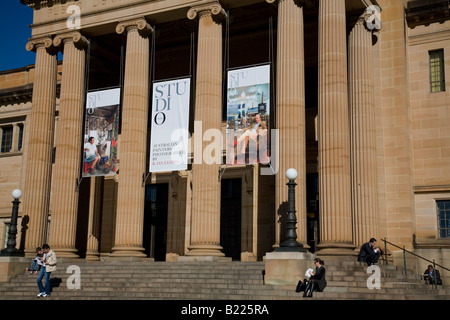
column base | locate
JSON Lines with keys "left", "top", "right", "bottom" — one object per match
{"left": 178, "top": 255, "right": 232, "bottom": 262}
{"left": 241, "top": 251, "right": 257, "bottom": 262}
{"left": 184, "top": 244, "right": 226, "bottom": 259}
{"left": 53, "top": 248, "right": 80, "bottom": 259}
{"left": 315, "top": 242, "right": 357, "bottom": 257}
{"left": 85, "top": 251, "right": 100, "bottom": 261}
{"left": 110, "top": 246, "right": 147, "bottom": 259}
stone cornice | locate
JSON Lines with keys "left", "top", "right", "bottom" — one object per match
{"left": 187, "top": 1, "right": 227, "bottom": 22}
{"left": 0, "top": 84, "right": 33, "bottom": 105}
{"left": 116, "top": 18, "right": 153, "bottom": 37}
{"left": 21, "top": 0, "right": 79, "bottom": 10}
{"left": 406, "top": 0, "right": 450, "bottom": 29}
{"left": 0, "top": 83, "right": 61, "bottom": 105}
{"left": 413, "top": 185, "right": 450, "bottom": 194}
{"left": 53, "top": 31, "right": 88, "bottom": 50}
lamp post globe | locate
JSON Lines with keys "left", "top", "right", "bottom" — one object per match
{"left": 286, "top": 168, "right": 298, "bottom": 181}
{"left": 12, "top": 189, "right": 22, "bottom": 200}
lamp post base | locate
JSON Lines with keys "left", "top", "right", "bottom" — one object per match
{"left": 0, "top": 248, "right": 24, "bottom": 257}
{"left": 276, "top": 242, "right": 307, "bottom": 253}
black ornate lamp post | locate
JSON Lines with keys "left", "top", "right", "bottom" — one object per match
{"left": 0, "top": 189, "right": 24, "bottom": 256}
{"left": 277, "top": 169, "right": 306, "bottom": 252}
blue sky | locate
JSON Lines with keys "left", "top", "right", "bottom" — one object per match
{"left": 0, "top": 1, "right": 36, "bottom": 71}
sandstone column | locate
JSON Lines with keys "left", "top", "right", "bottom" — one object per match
{"left": 317, "top": 0, "right": 355, "bottom": 255}
{"left": 23, "top": 37, "right": 57, "bottom": 257}
{"left": 349, "top": 15, "right": 379, "bottom": 248}
{"left": 86, "top": 177, "right": 103, "bottom": 260}
{"left": 110, "top": 18, "right": 152, "bottom": 258}
{"left": 49, "top": 32, "right": 88, "bottom": 258}
{"left": 185, "top": 2, "right": 226, "bottom": 258}
{"left": 267, "top": 0, "right": 307, "bottom": 249}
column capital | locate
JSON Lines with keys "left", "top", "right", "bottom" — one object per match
{"left": 25, "top": 37, "right": 54, "bottom": 53}
{"left": 348, "top": 9, "right": 381, "bottom": 44}
{"left": 187, "top": 1, "right": 227, "bottom": 22}
{"left": 53, "top": 31, "right": 88, "bottom": 49}
{"left": 266, "top": 0, "right": 316, "bottom": 8}
{"left": 116, "top": 18, "right": 153, "bottom": 37}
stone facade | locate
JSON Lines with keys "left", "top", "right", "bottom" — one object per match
{"left": 0, "top": 0, "right": 448, "bottom": 281}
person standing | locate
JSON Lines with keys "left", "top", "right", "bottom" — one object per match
{"left": 37, "top": 244, "right": 57, "bottom": 298}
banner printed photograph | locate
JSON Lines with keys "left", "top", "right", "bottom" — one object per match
{"left": 82, "top": 87, "right": 120, "bottom": 177}
{"left": 149, "top": 77, "right": 191, "bottom": 173}
{"left": 226, "top": 64, "right": 271, "bottom": 165}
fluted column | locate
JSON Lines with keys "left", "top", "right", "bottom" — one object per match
{"left": 185, "top": 2, "right": 226, "bottom": 258}
{"left": 266, "top": 0, "right": 307, "bottom": 248}
{"left": 23, "top": 37, "right": 57, "bottom": 257}
{"left": 49, "top": 32, "right": 88, "bottom": 258}
{"left": 110, "top": 18, "right": 152, "bottom": 258}
{"left": 86, "top": 177, "right": 103, "bottom": 260}
{"left": 317, "top": 0, "right": 355, "bottom": 255}
{"left": 349, "top": 15, "right": 379, "bottom": 249}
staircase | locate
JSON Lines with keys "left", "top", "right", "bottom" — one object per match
{"left": 0, "top": 259, "right": 448, "bottom": 300}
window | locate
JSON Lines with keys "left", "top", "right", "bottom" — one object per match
{"left": 437, "top": 200, "right": 450, "bottom": 238}
{"left": 0, "top": 123, "right": 24, "bottom": 153}
{"left": 1, "top": 126, "right": 13, "bottom": 153}
{"left": 429, "top": 50, "right": 446, "bottom": 93}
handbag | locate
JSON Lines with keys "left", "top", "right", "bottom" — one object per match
{"left": 295, "top": 279, "right": 308, "bottom": 292}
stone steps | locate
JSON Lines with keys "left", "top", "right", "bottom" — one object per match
{"left": 0, "top": 260, "right": 448, "bottom": 300}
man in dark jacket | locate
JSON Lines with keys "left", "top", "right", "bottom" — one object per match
{"left": 424, "top": 265, "right": 443, "bottom": 285}
{"left": 358, "top": 238, "right": 382, "bottom": 266}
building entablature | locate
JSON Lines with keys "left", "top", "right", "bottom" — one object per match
{"left": 21, "top": 0, "right": 382, "bottom": 39}
{"left": 406, "top": 0, "right": 450, "bottom": 29}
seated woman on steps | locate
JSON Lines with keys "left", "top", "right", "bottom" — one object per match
{"left": 303, "top": 258, "right": 327, "bottom": 298}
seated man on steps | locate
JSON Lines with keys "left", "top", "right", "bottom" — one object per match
{"left": 358, "top": 238, "right": 382, "bottom": 266}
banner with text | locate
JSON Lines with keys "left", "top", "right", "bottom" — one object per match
{"left": 226, "top": 64, "right": 271, "bottom": 165}
{"left": 149, "top": 77, "right": 191, "bottom": 172}
{"left": 82, "top": 87, "right": 121, "bottom": 177}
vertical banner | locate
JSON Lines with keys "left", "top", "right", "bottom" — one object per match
{"left": 226, "top": 64, "right": 271, "bottom": 165}
{"left": 149, "top": 77, "right": 191, "bottom": 173}
{"left": 82, "top": 87, "right": 121, "bottom": 177}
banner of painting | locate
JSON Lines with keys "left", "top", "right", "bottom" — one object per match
{"left": 82, "top": 87, "right": 120, "bottom": 177}
{"left": 149, "top": 77, "right": 191, "bottom": 173}
{"left": 226, "top": 64, "right": 271, "bottom": 165}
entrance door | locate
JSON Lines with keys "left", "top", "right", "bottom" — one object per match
{"left": 143, "top": 184, "right": 168, "bottom": 261}
{"left": 306, "top": 173, "right": 319, "bottom": 253}
{"left": 220, "top": 179, "right": 242, "bottom": 261}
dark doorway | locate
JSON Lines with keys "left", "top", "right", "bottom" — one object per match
{"left": 143, "top": 184, "right": 168, "bottom": 261}
{"left": 306, "top": 173, "right": 319, "bottom": 253}
{"left": 220, "top": 178, "right": 242, "bottom": 261}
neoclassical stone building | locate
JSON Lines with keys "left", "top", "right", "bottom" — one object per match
{"left": 0, "top": 0, "right": 449, "bottom": 278}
